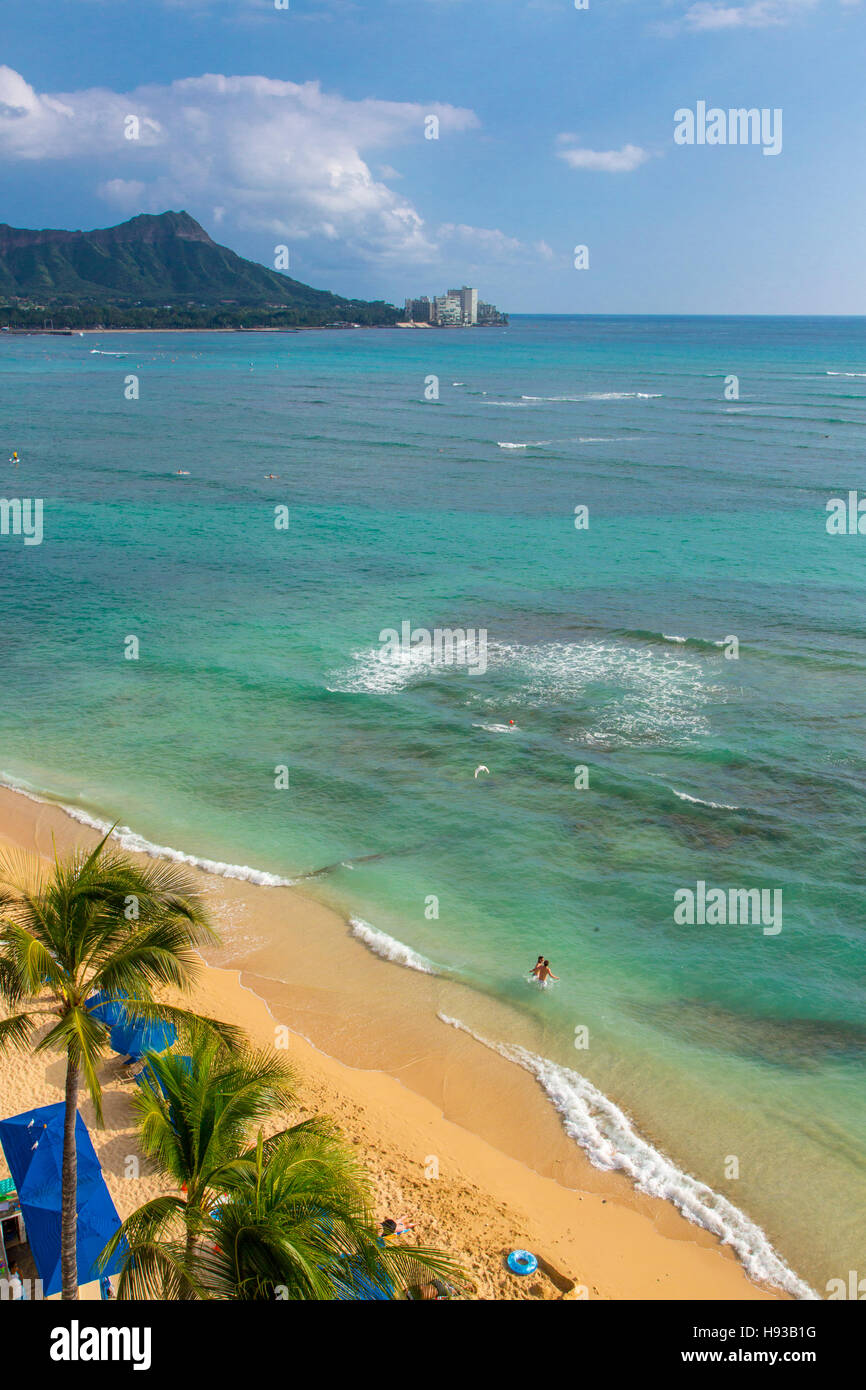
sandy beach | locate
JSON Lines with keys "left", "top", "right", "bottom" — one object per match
{"left": 0, "top": 783, "right": 786, "bottom": 1301}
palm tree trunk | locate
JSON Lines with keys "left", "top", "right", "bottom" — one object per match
{"left": 184, "top": 1224, "right": 200, "bottom": 1300}
{"left": 61, "top": 1053, "right": 80, "bottom": 1300}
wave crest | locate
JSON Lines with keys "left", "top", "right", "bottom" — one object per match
{"left": 350, "top": 917, "right": 439, "bottom": 974}
{"left": 438, "top": 1013, "right": 817, "bottom": 1299}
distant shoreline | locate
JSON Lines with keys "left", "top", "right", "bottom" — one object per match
{"left": 0, "top": 323, "right": 507, "bottom": 336}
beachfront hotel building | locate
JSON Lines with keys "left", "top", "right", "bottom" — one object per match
{"left": 403, "top": 286, "right": 506, "bottom": 326}
{"left": 404, "top": 295, "right": 434, "bottom": 322}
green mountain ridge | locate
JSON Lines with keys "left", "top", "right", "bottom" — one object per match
{"left": 0, "top": 211, "right": 399, "bottom": 327}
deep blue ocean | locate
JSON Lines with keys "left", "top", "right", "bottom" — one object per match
{"left": 1, "top": 315, "right": 864, "bottom": 1294}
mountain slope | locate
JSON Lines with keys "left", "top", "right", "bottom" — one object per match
{"left": 0, "top": 211, "right": 397, "bottom": 324}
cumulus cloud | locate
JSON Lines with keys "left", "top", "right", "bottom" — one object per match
{"left": 0, "top": 67, "right": 487, "bottom": 267}
{"left": 682, "top": 0, "right": 804, "bottom": 25}
{"left": 652, "top": 0, "right": 863, "bottom": 33}
{"left": 556, "top": 139, "right": 650, "bottom": 173}
{"left": 659, "top": 0, "right": 828, "bottom": 29}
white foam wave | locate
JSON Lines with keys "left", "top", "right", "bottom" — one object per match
{"left": 662, "top": 634, "right": 687, "bottom": 644}
{"left": 332, "top": 638, "right": 721, "bottom": 745}
{"left": 668, "top": 787, "right": 741, "bottom": 810}
{"left": 497, "top": 436, "right": 627, "bottom": 449}
{"left": 487, "top": 640, "right": 720, "bottom": 746}
{"left": 826, "top": 371, "right": 866, "bottom": 377}
{"left": 472, "top": 722, "right": 518, "bottom": 733}
{"left": 520, "top": 392, "right": 662, "bottom": 402}
{"left": 350, "top": 917, "right": 438, "bottom": 974}
{"left": 327, "top": 633, "right": 486, "bottom": 695}
{"left": 0, "top": 772, "right": 296, "bottom": 887}
{"left": 438, "top": 1013, "right": 817, "bottom": 1299}
{"left": 89, "top": 349, "right": 128, "bottom": 356}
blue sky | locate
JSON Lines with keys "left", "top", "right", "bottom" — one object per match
{"left": 1, "top": 0, "right": 863, "bottom": 312}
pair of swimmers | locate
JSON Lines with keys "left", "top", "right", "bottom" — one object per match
{"left": 530, "top": 956, "right": 559, "bottom": 986}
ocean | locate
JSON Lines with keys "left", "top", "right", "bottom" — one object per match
{"left": 1, "top": 315, "right": 864, "bottom": 1297}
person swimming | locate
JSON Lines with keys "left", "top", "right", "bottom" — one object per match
{"left": 537, "top": 959, "right": 559, "bottom": 988}
{"left": 530, "top": 955, "right": 544, "bottom": 980}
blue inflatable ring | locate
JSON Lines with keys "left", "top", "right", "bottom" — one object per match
{"left": 507, "top": 1249, "right": 538, "bottom": 1276}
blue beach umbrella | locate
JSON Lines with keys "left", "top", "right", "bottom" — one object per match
{"left": 86, "top": 989, "right": 132, "bottom": 1028}
{"left": 334, "top": 1256, "right": 394, "bottom": 1301}
{"left": 109, "top": 1015, "right": 177, "bottom": 1062}
{"left": 88, "top": 991, "right": 177, "bottom": 1060}
{"left": 109, "top": 1016, "right": 177, "bottom": 1062}
{"left": 0, "top": 1103, "right": 126, "bottom": 1295}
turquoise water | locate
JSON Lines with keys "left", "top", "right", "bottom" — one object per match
{"left": 1, "top": 317, "right": 865, "bottom": 1294}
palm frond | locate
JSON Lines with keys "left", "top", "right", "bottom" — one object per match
{"left": 100, "top": 1194, "right": 206, "bottom": 1300}
{"left": 37, "top": 1004, "right": 108, "bottom": 1120}
{"left": 0, "top": 1012, "right": 37, "bottom": 1052}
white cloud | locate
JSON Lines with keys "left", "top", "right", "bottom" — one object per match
{"left": 99, "top": 178, "right": 147, "bottom": 208}
{"left": 682, "top": 0, "right": 803, "bottom": 26}
{"left": 653, "top": 0, "right": 860, "bottom": 33}
{"left": 439, "top": 224, "right": 524, "bottom": 257}
{"left": 556, "top": 140, "right": 650, "bottom": 173}
{"left": 0, "top": 67, "right": 485, "bottom": 267}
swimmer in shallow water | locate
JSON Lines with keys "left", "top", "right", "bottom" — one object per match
{"left": 536, "top": 959, "right": 559, "bottom": 987}
{"left": 530, "top": 955, "right": 543, "bottom": 980}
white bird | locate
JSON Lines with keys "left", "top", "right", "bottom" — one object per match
{"left": 474, "top": 765, "right": 490, "bottom": 778}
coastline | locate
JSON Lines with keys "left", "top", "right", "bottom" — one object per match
{"left": 0, "top": 780, "right": 797, "bottom": 1300}
{"left": 0, "top": 324, "right": 507, "bottom": 336}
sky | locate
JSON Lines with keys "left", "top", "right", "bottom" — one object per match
{"left": 0, "top": 0, "right": 863, "bottom": 314}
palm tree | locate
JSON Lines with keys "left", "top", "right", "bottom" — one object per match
{"left": 104, "top": 1036, "right": 462, "bottom": 1300}
{"left": 193, "top": 1128, "right": 462, "bottom": 1301}
{"left": 102, "top": 1024, "right": 297, "bottom": 1299}
{"left": 0, "top": 832, "right": 237, "bottom": 1300}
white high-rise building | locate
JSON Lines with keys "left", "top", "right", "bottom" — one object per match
{"left": 424, "top": 285, "right": 503, "bottom": 325}
{"left": 459, "top": 286, "right": 478, "bottom": 325}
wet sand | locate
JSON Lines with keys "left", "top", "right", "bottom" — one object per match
{"left": 0, "top": 783, "right": 782, "bottom": 1300}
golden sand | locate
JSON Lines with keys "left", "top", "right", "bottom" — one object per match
{"left": 0, "top": 785, "right": 782, "bottom": 1300}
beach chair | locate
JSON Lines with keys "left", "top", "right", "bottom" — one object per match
{"left": 119, "top": 1059, "right": 147, "bottom": 1083}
